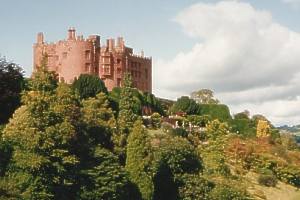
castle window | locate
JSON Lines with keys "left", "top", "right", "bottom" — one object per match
{"left": 145, "top": 69, "right": 148, "bottom": 79}
{"left": 117, "top": 78, "right": 121, "bottom": 87}
{"left": 63, "top": 52, "right": 67, "bottom": 59}
{"left": 85, "top": 50, "right": 91, "bottom": 60}
{"left": 117, "top": 68, "right": 121, "bottom": 74}
{"left": 85, "top": 63, "right": 91, "bottom": 72}
{"left": 117, "top": 58, "right": 121, "bottom": 64}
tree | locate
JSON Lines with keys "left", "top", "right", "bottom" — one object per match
{"left": 0, "top": 57, "right": 24, "bottom": 124}
{"left": 234, "top": 110, "right": 250, "bottom": 120}
{"left": 256, "top": 120, "right": 271, "bottom": 138}
{"left": 126, "top": 120, "right": 153, "bottom": 200}
{"left": 79, "top": 147, "right": 141, "bottom": 200}
{"left": 0, "top": 63, "right": 81, "bottom": 199}
{"left": 72, "top": 74, "right": 107, "bottom": 99}
{"left": 152, "top": 136, "right": 203, "bottom": 200}
{"left": 170, "top": 96, "right": 199, "bottom": 115}
{"left": 190, "top": 89, "right": 219, "bottom": 104}
{"left": 81, "top": 93, "right": 116, "bottom": 149}
{"left": 151, "top": 112, "right": 161, "bottom": 129}
{"left": 114, "top": 73, "right": 139, "bottom": 163}
{"left": 30, "top": 56, "right": 58, "bottom": 93}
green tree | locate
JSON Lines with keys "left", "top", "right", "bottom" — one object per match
{"left": 126, "top": 120, "right": 153, "bottom": 200}
{"left": 0, "top": 57, "right": 24, "bottom": 124}
{"left": 114, "top": 73, "right": 139, "bottom": 163}
{"left": 72, "top": 74, "right": 107, "bottom": 99}
{"left": 30, "top": 56, "right": 58, "bottom": 93}
{"left": 81, "top": 93, "right": 116, "bottom": 149}
{"left": 153, "top": 136, "right": 203, "bottom": 200}
{"left": 0, "top": 65, "right": 81, "bottom": 199}
{"left": 151, "top": 112, "right": 161, "bottom": 129}
{"left": 79, "top": 147, "right": 141, "bottom": 200}
{"left": 190, "top": 89, "right": 219, "bottom": 104}
{"left": 170, "top": 96, "right": 199, "bottom": 115}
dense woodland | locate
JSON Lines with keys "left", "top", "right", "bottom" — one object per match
{"left": 1, "top": 57, "right": 300, "bottom": 200}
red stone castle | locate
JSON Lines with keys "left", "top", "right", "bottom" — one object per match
{"left": 33, "top": 28, "right": 152, "bottom": 92}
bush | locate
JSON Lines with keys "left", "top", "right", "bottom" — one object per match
{"left": 209, "top": 184, "right": 250, "bottom": 200}
{"left": 172, "top": 128, "right": 188, "bottom": 138}
{"left": 151, "top": 112, "right": 161, "bottom": 129}
{"left": 178, "top": 174, "right": 214, "bottom": 200}
{"left": 275, "top": 165, "right": 300, "bottom": 187}
{"left": 198, "top": 104, "right": 231, "bottom": 121}
{"left": 161, "top": 122, "right": 173, "bottom": 133}
{"left": 258, "top": 174, "right": 277, "bottom": 187}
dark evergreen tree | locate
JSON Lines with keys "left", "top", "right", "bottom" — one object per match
{"left": 79, "top": 147, "right": 141, "bottom": 200}
{"left": 72, "top": 74, "right": 107, "bottom": 99}
{"left": 126, "top": 120, "right": 153, "bottom": 200}
{"left": 0, "top": 57, "right": 24, "bottom": 124}
{"left": 114, "top": 73, "right": 139, "bottom": 163}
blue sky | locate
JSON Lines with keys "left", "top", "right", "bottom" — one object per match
{"left": 1, "top": 0, "right": 300, "bottom": 125}
{"left": 1, "top": 0, "right": 299, "bottom": 73}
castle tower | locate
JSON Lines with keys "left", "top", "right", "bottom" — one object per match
{"left": 33, "top": 28, "right": 152, "bottom": 93}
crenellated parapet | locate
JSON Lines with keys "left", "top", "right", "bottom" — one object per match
{"left": 33, "top": 28, "right": 152, "bottom": 93}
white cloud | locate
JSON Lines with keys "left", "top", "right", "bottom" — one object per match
{"left": 153, "top": 1, "right": 300, "bottom": 126}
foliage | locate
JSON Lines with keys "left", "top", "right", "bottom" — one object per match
{"left": 152, "top": 136, "right": 203, "bottom": 200}
{"left": 190, "top": 89, "right": 219, "bottom": 104}
{"left": 0, "top": 68, "right": 80, "bottom": 199}
{"left": 206, "top": 119, "right": 230, "bottom": 141}
{"left": 150, "top": 112, "right": 161, "bottom": 129}
{"left": 234, "top": 110, "right": 250, "bottom": 120}
{"left": 230, "top": 118, "right": 256, "bottom": 138}
{"left": 209, "top": 184, "right": 250, "bottom": 200}
{"left": 178, "top": 174, "right": 214, "bottom": 200}
{"left": 198, "top": 104, "right": 231, "bottom": 121}
{"left": 81, "top": 93, "right": 116, "bottom": 149}
{"left": 79, "top": 147, "right": 141, "bottom": 200}
{"left": 155, "top": 136, "right": 202, "bottom": 175}
{"left": 126, "top": 120, "right": 153, "bottom": 200}
{"left": 72, "top": 74, "right": 107, "bottom": 99}
{"left": 274, "top": 165, "right": 300, "bottom": 187}
{"left": 30, "top": 56, "right": 58, "bottom": 93}
{"left": 0, "top": 131, "right": 12, "bottom": 176}
{"left": 256, "top": 120, "right": 271, "bottom": 137}
{"left": 170, "top": 128, "right": 189, "bottom": 138}
{"left": 187, "top": 115, "right": 211, "bottom": 127}
{"left": 144, "top": 92, "right": 165, "bottom": 116}
{"left": 258, "top": 173, "right": 277, "bottom": 187}
{"left": 114, "top": 73, "right": 139, "bottom": 163}
{"left": 170, "top": 96, "right": 199, "bottom": 115}
{"left": 0, "top": 57, "right": 24, "bottom": 124}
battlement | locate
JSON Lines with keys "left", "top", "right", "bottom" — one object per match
{"left": 33, "top": 28, "right": 152, "bottom": 93}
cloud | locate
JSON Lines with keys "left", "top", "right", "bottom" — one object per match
{"left": 153, "top": 1, "right": 300, "bottom": 126}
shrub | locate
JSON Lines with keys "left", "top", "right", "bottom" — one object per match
{"left": 274, "top": 165, "right": 300, "bottom": 187}
{"left": 151, "top": 112, "right": 161, "bottom": 129}
{"left": 161, "top": 122, "right": 173, "bottom": 133}
{"left": 258, "top": 174, "right": 277, "bottom": 187}
{"left": 172, "top": 128, "right": 188, "bottom": 138}
{"left": 209, "top": 184, "right": 250, "bottom": 200}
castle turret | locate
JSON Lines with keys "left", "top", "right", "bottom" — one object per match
{"left": 37, "top": 32, "right": 44, "bottom": 44}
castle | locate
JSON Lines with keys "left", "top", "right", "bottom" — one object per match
{"left": 33, "top": 28, "right": 152, "bottom": 92}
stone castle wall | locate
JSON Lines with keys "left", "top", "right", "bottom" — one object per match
{"left": 33, "top": 28, "right": 152, "bottom": 92}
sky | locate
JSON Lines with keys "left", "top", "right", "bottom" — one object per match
{"left": 1, "top": 0, "right": 300, "bottom": 126}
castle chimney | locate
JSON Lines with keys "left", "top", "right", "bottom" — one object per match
{"left": 108, "top": 39, "right": 115, "bottom": 52}
{"left": 117, "top": 37, "right": 124, "bottom": 49}
{"left": 37, "top": 32, "right": 44, "bottom": 44}
{"left": 68, "top": 27, "right": 76, "bottom": 40}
